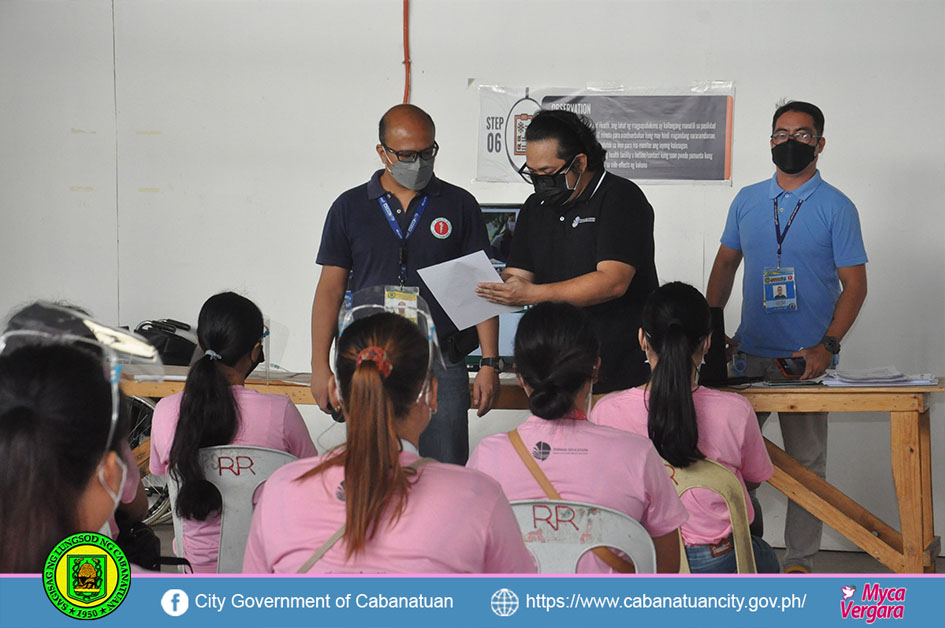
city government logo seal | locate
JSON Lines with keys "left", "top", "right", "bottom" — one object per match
{"left": 43, "top": 532, "right": 131, "bottom": 620}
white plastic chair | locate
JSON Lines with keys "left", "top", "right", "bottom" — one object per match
{"left": 167, "top": 445, "right": 297, "bottom": 573}
{"left": 665, "top": 458, "right": 757, "bottom": 573}
{"left": 510, "top": 499, "right": 657, "bottom": 573}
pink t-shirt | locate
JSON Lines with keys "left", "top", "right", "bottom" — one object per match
{"left": 242, "top": 450, "right": 535, "bottom": 574}
{"left": 150, "top": 386, "right": 318, "bottom": 572}
{"left": 589, "top": 386, "right": 773, "bottom": 545}
{"left": 467, "top": 416, "right": 688, "bottom": 573}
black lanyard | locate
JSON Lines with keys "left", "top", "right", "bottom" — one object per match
{"left": 773, "top": 197, "right": 803, "bottom": 269}
{"left": 378, "top": 195, "right": 428, "bottom": 286}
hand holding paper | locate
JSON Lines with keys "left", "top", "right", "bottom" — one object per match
{"left": 417, "top": 251, "right": 518, "bottom": 330}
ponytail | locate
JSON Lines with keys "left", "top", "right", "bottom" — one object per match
{"left": 300, "top": 312, "right": 429, "bottom": 558}
{"left": 514, "top": 302, "right": 599, "bottom": 420}
{"left": 641, "top": 283, "right": 712, "bottom": 468}
{"left": 169, "top": 292, "right": 263, "bottom": 520}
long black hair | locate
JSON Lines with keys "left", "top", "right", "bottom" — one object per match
{"left": 514, "top": 302, "right": 599, "bottom": 420}
{"left": 169, "top": 292, "right": 264, "bottom": 520}
{"left": 0, "top": 343, "right": 127, "bottom": 572}
{"left": 300, "top": 312, "right": 430, "bottom": 558}
{"left": 641, "top": 282, "right": 711, "bottom": 467}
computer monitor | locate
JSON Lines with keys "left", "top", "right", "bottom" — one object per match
{"left": 480, "top": 204, "right": 520, "bottom": 271}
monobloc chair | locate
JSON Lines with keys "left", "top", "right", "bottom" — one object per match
{"left": 510, "top": 499, "right": 657, "bottom": 573}
{"left": 167, "top": 445, "right": 297, "bottom": 573}
{"left": 665, "top": 458, "right": 757, "bottom": 573}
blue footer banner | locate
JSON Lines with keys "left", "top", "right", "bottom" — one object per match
{"left": 2, "top": 574, "right": 943, "bottom": 627}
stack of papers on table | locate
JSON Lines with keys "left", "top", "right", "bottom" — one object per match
{"left": 821, "top": 367, "right": 938, "bottom": 387}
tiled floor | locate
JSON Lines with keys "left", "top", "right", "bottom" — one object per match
{"left": 153, "top": 522, "right": 943, "bottom": 574}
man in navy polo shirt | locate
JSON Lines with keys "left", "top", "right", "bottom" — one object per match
{"left": 310, "top": 104, "right": 500, "bottom": 465}
{"left": 707, "top": 101, "right": 868, "bottom": 572}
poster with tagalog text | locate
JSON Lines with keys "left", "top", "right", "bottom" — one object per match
{"left": 477, "top": 83, "right": 734, "bottom": 184}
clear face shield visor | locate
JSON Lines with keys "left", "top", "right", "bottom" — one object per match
{"left": 0, "top": 302, "right": 164, "bottom": 457}
{"left": 336, "top": 286, "right": 444, "bottom": 404}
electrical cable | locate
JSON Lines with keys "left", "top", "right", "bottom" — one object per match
{"left": 402, "top": 0, "right": 411, "bottom": 103}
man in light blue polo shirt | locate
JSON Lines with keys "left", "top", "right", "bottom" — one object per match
{"left": 707, "top": 101, "right": 868, "bottom": 573}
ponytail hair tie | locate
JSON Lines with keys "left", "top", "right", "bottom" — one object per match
{"left": 204, "top": 349, "right": 222, "bottom": 361}
{"left": 356, "top": 346, "right": 393, "bottom": 379}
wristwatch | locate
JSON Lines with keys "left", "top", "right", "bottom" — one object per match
{"left": 479, "top": 357, "right": 507, "bottom": 373}
{"left": 820, "top": 335, "right": 841, "bottom": 354}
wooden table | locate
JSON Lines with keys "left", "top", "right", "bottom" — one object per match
{"left": 122, "top": 376, "right": 942, "bottom": 573}
{"left": 733, "top": 383, "right": 942, "bottom": 574}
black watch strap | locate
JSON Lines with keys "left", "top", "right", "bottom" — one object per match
{"left": 479, "top": 357, "right": 505, "bottom": 372}
{"left": 821, "top": 335, "right": 841, "bottom": 354}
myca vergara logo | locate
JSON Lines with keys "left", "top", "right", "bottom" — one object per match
{"left": 43, "top": 532, "right": 130, "bottom": 620}
{"left": 840, "top": 582, "right": 906, "bottom": 624}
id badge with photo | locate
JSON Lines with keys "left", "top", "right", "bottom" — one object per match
{"left": 762, "top": 267, "right": 797, "bottom": 313}
{"left": 384, "top": 286, "right": 419, "bottom": 323}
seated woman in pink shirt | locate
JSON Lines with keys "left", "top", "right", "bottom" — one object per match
{"left": 242, "top": 302, "right": 533, "bottom": 574}
{"left": 467, "top": 301, "right": 687, "bottom": 573}
{"left": 150, "top": 292, "right": 317, "bottom": 572}
{"left": 589, "top": 282, "right": 779, "bottom": 573}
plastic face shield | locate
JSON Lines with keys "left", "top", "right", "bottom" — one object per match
{"left": 336, "top": 286, "right": 444, "bottom": 402}
{"left": 1, "top": 302, "right": 164, "bottom": 456}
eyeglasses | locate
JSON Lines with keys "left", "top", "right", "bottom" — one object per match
{"left": 382, "top": 141, "right": 439, "bottom": 163}
{"left": 0, "top": 330, "right": 122, "bottom": 459}
{"left": 770, "top": 131, "right": 820, "bottom": 145}
{"left": 517, "top": 154, "right": 578, "bottom": 185}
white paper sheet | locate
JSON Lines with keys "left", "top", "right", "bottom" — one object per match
{"left": 417, "top": 251, "right": 518, "bottom": 330}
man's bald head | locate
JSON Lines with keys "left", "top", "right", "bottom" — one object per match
{"left": 378, "top": 104, "right": 436, "bottom": 145}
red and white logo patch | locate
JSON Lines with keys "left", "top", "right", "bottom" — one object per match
{"left": 431, "top": 217, "right": 452, "bottom": 239}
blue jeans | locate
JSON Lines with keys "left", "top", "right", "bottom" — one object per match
{"left": 418, "top": 359, "right": 470, "bottom": 465}
{"left": 685, "top": 535, "right": 781, "bottom": 574}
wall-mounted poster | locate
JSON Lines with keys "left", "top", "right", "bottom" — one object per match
{"left": 477, "top": 82, "right": 734, "bottom": 184}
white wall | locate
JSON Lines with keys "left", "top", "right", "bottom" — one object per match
{"left": 1, "top": 0, "right": 943, "bottom": 555}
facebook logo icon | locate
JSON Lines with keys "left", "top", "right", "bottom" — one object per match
{"left": 161, "top": 589, "right": 189, "bottom": 616}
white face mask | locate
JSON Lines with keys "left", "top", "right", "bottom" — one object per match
{"left": 97, "top": 455, "right": 128, "bottom": 514}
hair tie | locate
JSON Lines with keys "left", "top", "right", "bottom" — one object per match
{"left": 356, "top": 346, "right": 392, "bottom": 379}
{"left": 204, "top": 349, "right": 222, "bottom": 361}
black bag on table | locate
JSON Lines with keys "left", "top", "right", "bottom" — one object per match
{"left": 134, "top": 319, "right": 197, "bottom": 367}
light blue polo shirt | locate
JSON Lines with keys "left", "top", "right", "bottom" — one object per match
{"left": 720, "top": 171, "right": 867, "bottom": 357}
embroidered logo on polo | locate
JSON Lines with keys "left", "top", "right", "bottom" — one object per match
{"left": 336, "top": 481, "right": 346, "bottom": 502}
{"left": 571, "top": 216, "right": 596, "bottom": 228}
{"left": 431, "top": 218, "right": 452, "bottom": 239}
{"left": 532, "top": 442, "right": 551, "bottom": 461}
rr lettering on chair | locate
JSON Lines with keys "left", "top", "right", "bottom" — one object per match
{"left": 531, "top": 504, "right": 578, "bottom": 532}
{"left": 216, "top": 455, "right": 256, "bottom": 476}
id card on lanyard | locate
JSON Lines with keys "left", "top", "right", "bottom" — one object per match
{"left": 378, "top": 195, "right": 428, "bottom": 287}
{"left": 763, "top": 196, "right": 801, "bottom": 313}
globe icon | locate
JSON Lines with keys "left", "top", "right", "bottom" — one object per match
{"left": 491, "top": 588, "right": 519, "bottom": 617}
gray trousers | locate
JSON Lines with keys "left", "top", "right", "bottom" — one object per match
{"left": 740, "top": 353, "right": 827, "bottom": 571}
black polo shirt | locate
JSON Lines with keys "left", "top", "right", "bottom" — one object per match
{"left": 507, "top": 170, "right": 658, "bottom": 392}
{"left": 316, "top": 170, "right": 491, "bottom": 344}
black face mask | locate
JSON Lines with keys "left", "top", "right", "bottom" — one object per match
{"left": 771, "top": 140, "right": 817, "bottom": 175}
{"left": 245, "top": 346, "right": 264, "bottom": 379}
{"left": 532, "top": 156, "right": 579, "bottom": 205}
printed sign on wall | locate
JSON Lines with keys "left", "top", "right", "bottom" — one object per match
{"left": 477, "top": 83, "right": 734, "bottom": 183}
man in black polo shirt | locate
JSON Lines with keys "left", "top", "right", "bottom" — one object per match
{"left": 477, "top": 110, "right": 657, "bottom": 395}
{"left": 310, "top": 104, "right": 500, "bottom": 464}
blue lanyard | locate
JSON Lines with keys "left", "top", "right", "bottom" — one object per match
{"left": 378, "top": 195, "right": 428, "bottom": 286}
{"left": 773, "top": 197, "right": 803, "bottom": 269}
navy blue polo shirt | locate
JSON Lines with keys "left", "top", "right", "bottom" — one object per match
{"left": 316, "top": 170, "right": 491, "bottom": 344}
